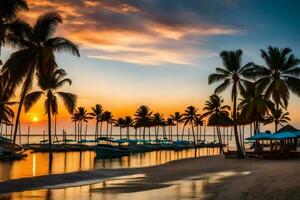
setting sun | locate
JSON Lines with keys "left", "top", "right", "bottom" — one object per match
{"left": 32, "top": 116, "right": 39, "bottom": 122}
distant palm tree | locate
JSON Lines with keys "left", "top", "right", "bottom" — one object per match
{"left": 202, "top": 95, "right": 232, "bottom": 153}
{"left": 166, "top": 117, "right": 175, "bottom": 140}
{"left": 91, "top": 104, "right": 103, "bottom": 139}
{"left": 208, "top": 50, "right": 254, "bottom": 158}
{"left": 182, "top": 106, "right": 201, "bottom": 146}
{"left": 24, "top": 69, "right": 77, "bottom": 150}
{"left": 134, "top": 105, "right": 152, "bottom": 140}
{"left": 71, "top": 112, "right": 79, "bottom": 140}
{"left": 238, "top": 81, "right": 274, "bottom": 135}
{"left": 123, "top": 116, "right": 134, "bottom": 139}
{"left": 152, "top": 112, "right": 164, "bottom": 140}
{"left": 194, "top": 116, "right": 204, "bottom": 142}
{"left": 101, "top": 111, "right": 114, "bottom": 137}
{"left": 264, "top": 107, "right": 290, "bottom": 129}
{"left": 170, "top": 112, "right": 183, "bottom": 140}
{"left": 3, "top": 12, "right": 80, "bottom": 145}
{"left": 73, "top": 107, "right": 92, "bottom": 140}
{"left": 114, "top": 117, "right": 125, "bottom": 139}
{"left": 251, "top": 46, "right": 300, "bottom": 132}
{"left": 0, "top": 0, "right": 29, "bottom": 65}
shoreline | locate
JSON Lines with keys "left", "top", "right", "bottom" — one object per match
{"left": 0, "top": 156, "right": 300, "bottom": 199}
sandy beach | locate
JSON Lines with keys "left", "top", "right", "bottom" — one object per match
{"left": 0, "top": 156, "right": 300, "bottom": 199}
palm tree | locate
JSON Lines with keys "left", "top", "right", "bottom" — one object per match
{"left": 101, "top": 111, "right": 114, "bottom": 137}
{"left": 251, "top": 46, "right": 300, "bottom": 132}
{"left": 123, "top": 116, "right": 134, "bottom": 139}
{"left": 264, "top": 107, "right": 290, "bottom": 129}
{"left": 71, "top": 112, "right": 79, "bottom": 140}
{"left": 24, "top": 69, "right": 77, "bottom": 150}
{"left": 166, "top": 117, "right": 175, "bottom": 140}
{"left": 208, "top": 49, "right": 254, "bottom": 158}
{"left": 0, "top": 0, "right": 29, "bottom": 64}
{"left": 91, "top": 104, "right": 103, "bottom": 139}
{"left": 134, "top": 105, "right": 152, "bottom": 140}
{"left": 194, "top": 116, "right": 204, "bottom": 142}
{"left": 152, "top": 113, "right": 164, "bottom": 140}
{"left": 73, "top": 107, "right": 92, "bottom": 141}
{"left": 114, "top": 117, "right": 125, "bottom": 139}
{"left": 238, "top": 81, "right": 274, "bottom": 135}
{"left": 0, "top": 72, "right": 16, "bottom": 129}
{"left": 182, "top": 106, "right": 201, "bottom": 146}
{"left": 202, "top": 95, "right": 232, "bottom": 153}
{"left": 170, "top": 112, "right": 183, "bottom": 141}
{"left": 3, "top": 12, "right": 80, "bottom": 145}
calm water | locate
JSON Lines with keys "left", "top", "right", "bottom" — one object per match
{"left": 0, "top": 148, "right": 220, "bottom": 182}
{"left": 0, "top": 171, "right": 250, "bottom": 200}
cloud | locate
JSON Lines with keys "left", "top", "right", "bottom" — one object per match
{"left": 21, "top": 0, "right": 241, "bottom": 65}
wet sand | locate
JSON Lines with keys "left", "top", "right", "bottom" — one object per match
{"left": 0, "top": 156, "right": 300, "bottom": 200}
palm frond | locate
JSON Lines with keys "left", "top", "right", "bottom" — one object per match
{"left": 57, "top": 92, "right": 77, "bottom": 114}
{"left": 24, "top": 91, "right": 44, "bottom": 112}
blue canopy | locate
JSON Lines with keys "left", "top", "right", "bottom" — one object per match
{"left": 246, "top": 133, "right": 271, "bottom": 140}
{"left": 269, "top": 132, "right": 297, "bottom": 140}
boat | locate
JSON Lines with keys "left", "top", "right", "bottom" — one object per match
{"left": 95, "top": 137, "right": 130, "bottom": 159}
{"left": 94, "top": 145, "right": 130, "bottom": 159}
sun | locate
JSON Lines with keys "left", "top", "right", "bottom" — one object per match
{"left": 32, "top": 116, "right": 39, "bottom": 122}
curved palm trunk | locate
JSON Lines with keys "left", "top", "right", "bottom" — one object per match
{"left": 13, "top": 66, "right": 35, "bottom": 145}
{"left": 119, "top": 126, "right": 122, "bottom": 139}
{"left": 233, "top": 82, "right": 245, "bottom": 158}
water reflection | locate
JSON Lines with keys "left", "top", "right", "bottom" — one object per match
{"left": 0, "top": 171, "right": 249, "bottom": 200}
{"left": 0, "top": 148, "right": 220, "bottom": 182}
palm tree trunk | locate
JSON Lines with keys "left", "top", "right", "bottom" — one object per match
{"left": 233, "top": 83, "right": 245, "bottom": 158}
{"left": 47, "top": 99, "right": 52, "bottom": 152}
{"left": 110, "top": 123, "right": 113, "bottom": 138}
{"left": 12, "top": 94, "right": 25, "bottom": 145}
{"left": 176, "top": 123, "right": 179, "bottom": 140}
{"left": 191, "top": 123, "right": 196, "bottom": 147}
{"left": 181, "top": 125, "right": 185, "bottom": 140}
{"left": 106, "top": 122, "right": 109, "bottom": 137}
{"left": 120, "top": 127, "right": 122, "bottom": 139}
{"left": 216, "top": 126, "right": 224, "bottom": 153}
{"left": 143, "top": 126, "right": 146, "bottom": 140}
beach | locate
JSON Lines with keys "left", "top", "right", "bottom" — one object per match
{"left": 1, "top": 156, "right": 299, "bottom": 200}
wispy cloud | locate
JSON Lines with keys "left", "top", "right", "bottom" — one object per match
{"left": 22, "top": 0, "right": 241, "bottom": 65}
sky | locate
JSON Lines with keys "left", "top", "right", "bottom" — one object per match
{"left": 3, "top": 0, "right": 300, "bottom": 134}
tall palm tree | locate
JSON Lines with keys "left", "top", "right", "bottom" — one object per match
{"left": 73, "top": 107, "right": 92, "bottom": 141}
{"left": 182, "top": 106, "right": 201, "bottom": 146}
{"left": 202, "top": 95, "right": 232, "bottom": 153}
{"left": 24, "top": 69, "right": 77, "bottom": 150}
{"left": 114, "top": 117, "right": 125, "bottom": 139}
{"left": 264, "top": 107, "right": 290, "bottom": 129}
{"left": 3, "top": 12, "right": 80, "bottom": 145}
{"left": 208, "top": 49, "right": 253, "bottom": 158}
{"left": 238, "top": 81, "right": 274, "bottom": 135}
{"left": 101, "top": 111, "right": 114, "bottom": 137}
{"left": 170, "top": 112, "right": 183, "bottom": 141}
{"left": 134, "top": 105, "right": 152, "bottom": 140}
{"left": 91, "top": 104, "right": 103, "bottom": 139}
{"left": 251, "top": 46, "right": 300, "bottom": 132}
{"left": 0, "top": 0, "right": 29, "bottom": 64}
{"left": 152, "top": 113, "right": 164, "bottom": 140}
{"left": 123, "top": 116, "right": 134, "bottom": 139}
